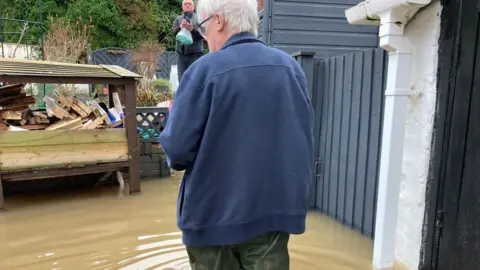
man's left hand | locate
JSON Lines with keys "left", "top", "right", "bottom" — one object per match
{"left": 185, "top": 21, "right": 193, "bottom": 31}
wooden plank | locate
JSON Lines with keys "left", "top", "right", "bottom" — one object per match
{"left": 0, "top": 58, "right": 105, "bottom": 68}
{"left": 323, "top": 57, "right": 336, "bottom": 212}
{"left": 1, "top": 161, "right": 130, "bottom": 181}
{"left": 32, "top": 111, "right": 48, "bottom": 119}
{"left": 0, "top": 174, "right": 3, "bottom": 210}
{"left": 0, "top": 128, "right": 127, "bottom": 147}
{"left": 0, "top": 111, "right": 22, "bottom": 120}
{"left": 0, "top": 104, "right": 29, "bottom": 112}
{"left": 354, "top": 50, "right": 373, "bottom": 231}
{"left": 45, "top": 118, "right": 82, "bottom": 130}
{"left": 345, "top": 52, "right": 363, "bottom": 226}
{"left": 125, "top": 82, "right": 141, "bottom": 194}
{"left": 329, "top": 56, "right": 344, "bottom": 217}
{"left": 0, "top": 95, "right": 35, "bottom": 107}
{"left": 0, "top": 88, "right": 22, "bottom": 98}
{"left": 0, "top": 93, "right": 24, "bottom": 104}
{"left": 22, "top": 124, "right": 49, "bottom": 130}
{"left": 316, "top": 59, "right": 329, "bottom": 210}
{"left": 71, "top": 103, "right": 88, "bottom": 117}
{"left": 87, "top": 115, "right": 105, "bottom": 129}
{"left": 100, "top": 64, "right": 143, "bottom": 78}
{"left": 0, "top": 142, "right": 129, "bottom": 171}
{"left": 56, "top": 95, "right": 73, "bottom": 109}
{"left": 75, "top": 100, "right": 92, "bottom": 115}
{"left": 338, "top": 53, "right": 354, "bottom": 222}
{"left": 363, "top": 49, "right": 386, "bottom": 237}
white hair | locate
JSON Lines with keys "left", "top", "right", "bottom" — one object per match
{"left": 197, "top": 0, "right": 259, "bottom": 36}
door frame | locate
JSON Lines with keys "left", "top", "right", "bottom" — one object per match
{"left": 421, "top": 0, "right": 478, "bottom": 268}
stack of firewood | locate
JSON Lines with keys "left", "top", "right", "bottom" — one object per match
{"left": 0, "top": 84, "right": 36, "bottom": 130}
{"left": 0, "top": 84, "right": 123, "bottom": 131}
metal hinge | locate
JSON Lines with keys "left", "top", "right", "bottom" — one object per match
{"left": 315, "top": 157, "right": 322, "bottom": 177}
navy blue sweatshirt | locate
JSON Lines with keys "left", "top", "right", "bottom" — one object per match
{"left": 159, "top": 32, "right": 314, "bottom": 247}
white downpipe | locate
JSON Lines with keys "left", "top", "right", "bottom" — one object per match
{"left": 374, "top": 9, "right": 416, "bottom": 269}
{"left": 374, "top": 49, "right": 412, "bottom": 269}
{"left": 345, "top": 1, "right": 430, "bottom": 269}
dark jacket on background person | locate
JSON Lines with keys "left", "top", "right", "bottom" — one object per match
{"left": 172, "top": 13, "right": 204, "bottom": 80}
{"left": 172, "top": 13, "right": 204, "bottom": 55}
{"left": 159, "top": 32, "right": 314, "bottom": 247}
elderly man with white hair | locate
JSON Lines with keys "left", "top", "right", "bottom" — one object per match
{"left": 159, "top": 0, "right": 314, "bottom": 268}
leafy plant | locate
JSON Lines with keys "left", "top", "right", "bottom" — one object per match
{"left": 131, "top": 41, "right": 165, "bottom": 90}
{"left": 136, "top": 86, "right": 173, "bottom": 107}
{"left": 43, "top": 16, "right": 92, "bottom": 95}
{"left": 156, "top": 0, "right": 182, "bottom": 51}
{"left": 0, "top": 0, "right": 66, "bottom": 46}
{"left": 152, "top": 79, "right": 172, "bottom": 88}
{"left": 43, "top": 17, "right": 92, "bottom": 63}
{"left": 2, "top": 0, "right": 181, "bottom": 54}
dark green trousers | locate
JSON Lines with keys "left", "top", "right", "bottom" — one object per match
{"left": 186, "top": 232, "right": 290, "bottom": 270}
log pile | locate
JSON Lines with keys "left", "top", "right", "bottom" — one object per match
{"left": 0, "top": 84, "right": 124, "bottom": 131}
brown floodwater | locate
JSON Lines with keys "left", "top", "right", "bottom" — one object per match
{"left": 0, "top": 174, "right": 373, "bottom": 270}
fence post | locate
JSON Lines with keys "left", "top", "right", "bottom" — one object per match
{"left": 291, "top": 51, "right": 316, "bottom": 101}
{"left": 291, "top": 51, "right": 317, "bottom": 209}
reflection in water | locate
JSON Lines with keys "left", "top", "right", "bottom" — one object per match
{"left": 0, "top": 175, "right": 373, "bottom": 270}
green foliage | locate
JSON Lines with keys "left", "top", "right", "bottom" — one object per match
{"left": 0, "top": 0, "right": 65, "bottom": 45}
{"left": 65, "top": 0, "right": 159, "bottom": 49}
{"left": 156, "top": 0, "right": 181, "bottom": 51}
{"left": 152, "top": 79, "right": 172, "bottom": 88}
{"left": 1, "top": 0, "right": 182, "bottom": 51}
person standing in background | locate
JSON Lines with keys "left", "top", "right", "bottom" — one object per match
{"left": 173, "top": 0, "right": 204, "bottom": 81}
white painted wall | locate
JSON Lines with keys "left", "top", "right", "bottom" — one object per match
{"left": 394, "top": 2, "right": 442, "bottom": 269}
{"left": 1, "top": 42, "right": 38, "bottom": 59}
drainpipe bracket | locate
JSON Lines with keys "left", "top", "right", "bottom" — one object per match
{"left": 380, "top": 35, "right": 412, "bottom": 53}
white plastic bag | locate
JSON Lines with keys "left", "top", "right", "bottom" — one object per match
{"left": 176, "top": 28, "right": 193, "bottom": 45}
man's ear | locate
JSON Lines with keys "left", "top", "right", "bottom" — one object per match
{"left": 215, "top": 12, "right": 226, "bottom": 32}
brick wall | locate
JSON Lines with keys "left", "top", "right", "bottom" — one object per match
{"left": 139, "top": 142, "right": 170, "bottom": 179}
